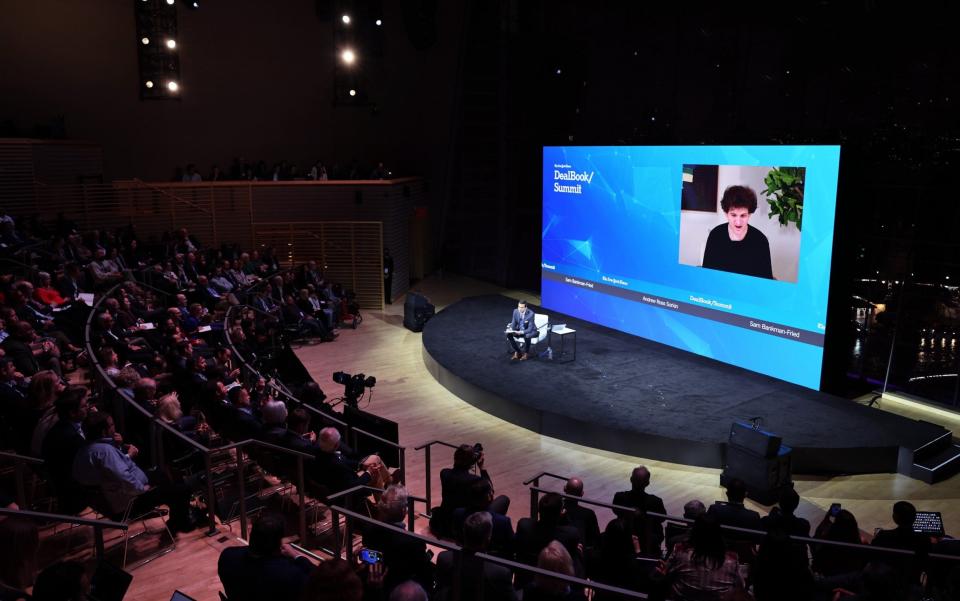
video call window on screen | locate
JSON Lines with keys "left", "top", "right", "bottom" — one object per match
{"left": 678, "top": 164, "right": 806, "bottom": 284}
{"left": 541, "top": 146, "right": 840, "bottom": 390}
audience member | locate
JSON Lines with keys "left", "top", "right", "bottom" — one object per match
{"left": 751, "top": 527, "right": 815, "bottom": 601}
{"left": 516, "top": 493, "right": 583, "bottom": 582}
{"left": 658, "top": 514, "right": 744, "bottom": 601}
{"left": 29, "top": 561, "right": 89, "bottom": 601}
{"left": 72, "top": 412, "right": 195, "bottom": 532}
{"left": 562, "top": 477, "right": 600, "bottom": 551}
{"left": 665, "top": 499, "right": 706, "bottom": 556}
{"left": 611, "top": 465, "right": 667, "bottom": 557}
{"left": 437, "top": 444, "right": 509, "bottom": 536}
{"left": 362, "top": 485, "right": 433, "bottom": 594}
{"left": 523, "top": 541, "right": 586, "bottom": 601}
{"left": 435, "top": 512, "right": 518, "bottom": 601}
{"left": 218, "top": 512, "right": 314, "bottom": 601}
{"left": 388, "top": 581, "right": 428, "bottom": 601}
{"left": 299, "top": 558, "right": 362, "bottom": 601}
{"left": 812, "top": 508, "right": 867, "bottom": 578}
{"left": 451, "top": 478, "right": 515, "bottom": 558}
{"left": 870, "top": 500, "right": 931, "bottom": 590}
{"left": 0, "top": 517, "right": 39, "bottom": 598}
{"left": 41, "top": 386, "right": 91, "bottom": 513}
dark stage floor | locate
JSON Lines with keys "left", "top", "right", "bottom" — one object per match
{"left": 421, "top": 295, "right": 949, "bottom": 475}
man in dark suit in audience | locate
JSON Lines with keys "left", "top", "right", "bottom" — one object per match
{"left": 452, "top": 478, "right": 515, "bottom": 558}
{"left": 218, "top": 512, "right": 314, "bottom": 601}
{"left": 225, "top": 386, "right": 262, "bottom": 441}
{"left": 261, "top": 403, "right": 317, "bottom": 455}
{"left": 436, "top": 511, "right": 517, "bottom": 601}
{"left": 707, "top": 477, "right": 763, "bottom": 562}
{"left": 706, "top": 478, "right": 763, "bottom": 531}
{"left": 761, "top": 486, "right": 810, "bottom": 537}
{"left": 871, "top": 500, "right": 931, "bottom": 588}
{"left": 515, "top": 493, "right": 582, "bottom": 575}
{"left": 311, "top": 426, "right": 371, "bottom": 495}
{"left": 563, "top": 477, "right": 601, "bottom": 551}
{"left": 41, "top": 387, "right": 90, "bottom": 513}
{"left": 612, "top": 465, "right": 667, "bottom": 556}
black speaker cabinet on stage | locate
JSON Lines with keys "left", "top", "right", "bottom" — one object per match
{"left": 721, "top": 421, "right": 793, "bottom": 505}
{"left": 728, "top": 421, "right": 782, "bottom": 458}
{"left": 403, "top": 292, "right": 435, "bottom": 332}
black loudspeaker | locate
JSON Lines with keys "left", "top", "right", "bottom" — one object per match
{"left": 403, "top": 292, "right": 435, "bottom": 332}
{"left": 722, "top": 445, "right": 793, "bottom": 505}
{"left": 728, "top": 421, "right": 782, "bottom": 458}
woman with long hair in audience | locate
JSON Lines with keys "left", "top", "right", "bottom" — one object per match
{"left": 10, "top": 370, "right": 63, "bottom": 455}
{"left": 812, "top": 508, "right": 868, "bottom": 578}
{"left": 28, "top": 371, "right": 66, "bottom": 457}
{"left": 657, "top": 514, "right": 744, "bottom": 601}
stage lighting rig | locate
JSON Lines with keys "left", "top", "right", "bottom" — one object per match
{"left": 135, "top": 0, "right": 181, "bottom": 100}
{"left": 332, "top": 371, "right": 376, "bottom": 407}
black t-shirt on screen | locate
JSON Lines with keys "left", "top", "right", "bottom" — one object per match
{"left": 701, "top": 223, "right": 773, "bottom": 279}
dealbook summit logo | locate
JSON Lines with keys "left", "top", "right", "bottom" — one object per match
{"left": 552, "top": 163, "right": 594, "bottom": 195}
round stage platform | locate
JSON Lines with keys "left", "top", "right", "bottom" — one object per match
{"left": 421, "top": 294, "right": 949, "bottom": 475}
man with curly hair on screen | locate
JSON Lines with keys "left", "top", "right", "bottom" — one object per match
{"left": 702, "top": 185, "right": 773, "bottom": 279}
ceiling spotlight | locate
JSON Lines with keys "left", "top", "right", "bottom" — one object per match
{"left": 141, "top": 37, "right": 150, "bottom": 45}
{"left": 349, "top": 89, "right": 356, "bottom": 97}
{"left": 341, "top": 48, "right": 356, "bottom": 65}
{"left": 167, "top": 81, "right": 179, "bottom": 92}
{"left": 342, "top": 14, "right": 351, "bottom": 24}
{"left": 145, "top": 80, "right": 154, "bottom": 89}
{"left": 166, "top": 39, "right": 177, "bottom": 49}
{"left": 166, "top": 0, "right": 174, "bottom": 4}
{"left": 375, "top": 19, "right": 382, "bottom": 26}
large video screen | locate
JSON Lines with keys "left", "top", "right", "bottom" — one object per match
{"left": 541, "top": 146, "right": 841, "bottom": 389}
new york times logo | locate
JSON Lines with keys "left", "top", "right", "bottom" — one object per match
{"left": 552, "top": 163, "right": 594, "bottom": 195}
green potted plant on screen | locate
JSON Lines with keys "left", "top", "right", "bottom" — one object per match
{"left": 762, "top": 166, "right": 805, "bottom": 231}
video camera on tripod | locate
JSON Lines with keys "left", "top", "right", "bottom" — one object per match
{"left": 332, "top": 370, "right": 376, "bottom": 407}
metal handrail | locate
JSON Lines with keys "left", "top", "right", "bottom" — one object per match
{"left": 223, "top": 302, "right": 408, "bottom": 480}
{"left": 326, "top": 501, "right": 649, "bottom": 600}
{"left": 0, "top": 451, "right": 44, "bottom": 508}
{"left": 133, "top": 178, "right": 213, "bottom": 216}
{"left": 0, "top": 507, "right": 126, "bottom": 560}
{"left": 522, "top": 471, "right": 571, "bottom": 486}
{"left": 85, "top": 283, "right": 316, "bottom": 542}
{"left": 413, "top": 440, "right": 460, "bottom": 513}
{"left": 325, "top": 484, "right": 429, "bottom": 534}
{"left": 525, "top": 486, "right": 960, "bottom": 564}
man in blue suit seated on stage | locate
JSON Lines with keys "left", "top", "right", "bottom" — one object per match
{"left": 506, "top": 300, "right": 537, "bottom": 361}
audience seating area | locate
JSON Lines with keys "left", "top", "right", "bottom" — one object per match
{"left": 1, "top": 209, "right": 960, "bottom": 601}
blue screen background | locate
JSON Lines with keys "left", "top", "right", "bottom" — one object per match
{"left": 541, "top": 146, "right": 841, "bottom": 389}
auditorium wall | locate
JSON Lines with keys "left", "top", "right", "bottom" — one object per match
{"left": 0, "top": 0, "right": 463, "bottom": 191}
